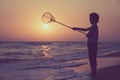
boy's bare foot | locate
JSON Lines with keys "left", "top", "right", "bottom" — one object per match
{"left": 89, "top": 73, "right": 96, "bottom": 78}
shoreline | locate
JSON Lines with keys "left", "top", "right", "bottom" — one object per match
{"left": 0, "top": 51, "right": 120, "bottom": 80}
{"left": 66, "top": 51, "right": 120, "bottom": 79}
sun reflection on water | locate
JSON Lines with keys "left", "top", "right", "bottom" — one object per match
{"left": 41, "top": 45, "right": 52, "bottom": 58}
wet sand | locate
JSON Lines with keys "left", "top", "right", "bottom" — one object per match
{"left": 66, "top": 51, "right": 120, "bottom": 80}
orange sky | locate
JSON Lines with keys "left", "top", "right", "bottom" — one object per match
{"left": 0, "top": 0, "right": 120, "bottom": 41}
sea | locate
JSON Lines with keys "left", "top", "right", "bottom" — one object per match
{"left": 0, "top": 41, "right": 120, "bottom": 80}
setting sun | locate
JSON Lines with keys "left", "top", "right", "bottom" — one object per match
{"left": 43, "top": 24, "right": 49, "bottom": 29}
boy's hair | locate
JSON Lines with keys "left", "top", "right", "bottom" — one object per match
{"left": 90, "top": 13, "right": 99, "bottom": 24}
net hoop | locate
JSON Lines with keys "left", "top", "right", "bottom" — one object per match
{"left": 42, "top": 12, "right": 55, "bottom": 24}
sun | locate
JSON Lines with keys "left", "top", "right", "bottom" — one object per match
{"left": 43, "top": 24, "right": 49, "bottom": 29}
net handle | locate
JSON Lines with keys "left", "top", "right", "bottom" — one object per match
{"left": 55, "top": 20, "right": 72, "bottom": 29}
{"left": 54, "top": 20, "right": 87, "bottom": 35}
{"left": 42, "top": 12, "right": 87, "bottom": 35}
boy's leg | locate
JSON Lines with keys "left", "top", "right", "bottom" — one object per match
{"left": 88, "top": 46, "right": 97, "bottom": 76}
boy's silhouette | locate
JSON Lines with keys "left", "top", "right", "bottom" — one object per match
{"left": 72, "top": 12, "right": 99, "bottom": 77}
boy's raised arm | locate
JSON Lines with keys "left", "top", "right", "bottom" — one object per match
{"left": 72, "top": 27, "right": 90, "bottom": 31}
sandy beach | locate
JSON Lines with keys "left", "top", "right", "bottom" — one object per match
{"left": 66, "top": 51, "right": 120, "bottom": 80}
{"left": 96, "top": 51, "right": 120, "bottom": 80}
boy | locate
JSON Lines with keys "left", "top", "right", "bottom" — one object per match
{"left": 72, "top": 13, "right": 99, "bottom": 77}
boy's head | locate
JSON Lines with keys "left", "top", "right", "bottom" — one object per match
{"left": 89, "top": 12, "right": 99, "bottom": 24}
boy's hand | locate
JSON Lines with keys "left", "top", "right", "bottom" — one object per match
{"left": 72, "top": 27, "right": 79, "bottom": 30}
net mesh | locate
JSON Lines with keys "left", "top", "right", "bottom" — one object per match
{"left": 42, "top": 12, "right": 55, "bottom": 24}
